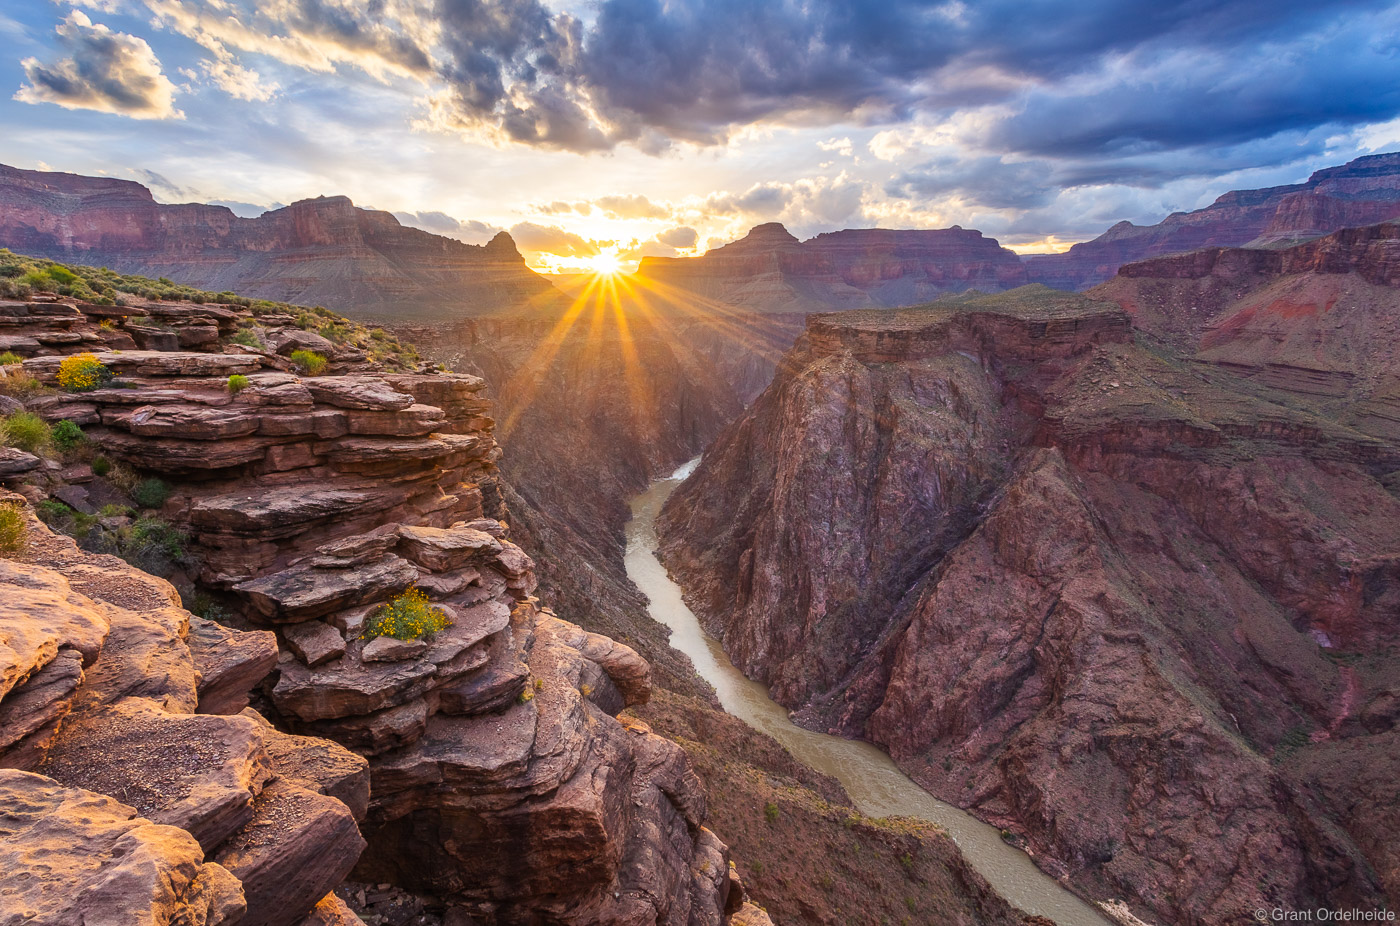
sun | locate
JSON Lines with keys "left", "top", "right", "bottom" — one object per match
{"left": 585, "top": 250, "right": 623, "bottom": 276}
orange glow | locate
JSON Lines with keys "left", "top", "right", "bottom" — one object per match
{"left": 584, "top": 249, "right": 623, "bottom": 276}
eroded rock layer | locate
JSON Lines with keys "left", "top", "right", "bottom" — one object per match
{"left": 5, "top": 297, "right": 737, "bottom": 924}
{"left": 659, "top": 285, "right": 1400, "bottom": 925}
{"left": 0, "top": 493, "right": 366, "bottom": 926}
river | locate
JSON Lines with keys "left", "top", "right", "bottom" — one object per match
{"left": 624, "top": 459, "right": 1112, "bottom": 926}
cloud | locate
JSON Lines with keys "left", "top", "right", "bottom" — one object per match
{"left": 594, "top": 194, "right": 670, "bottom": 219}
{"left": 210, "top": 199, "right": 275, "bottom": 218}
{"left": 15, "top": 11, "right": 181, "bottom": 119}
{"left": 656, "top": 226, "right": 698, "bottom": 248}
{"left": 508, "top": 221, "right": 602, "bottom": 257}
{"left": 131, "top": 167, "right": 193, "bottom": 199}
{"left": 394, "top": 210, "right": 502, "bottom": 244}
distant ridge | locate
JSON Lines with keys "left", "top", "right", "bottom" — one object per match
{"left": 0, "top": 164, "right": 566, "bottom": 318}
{"left": 1024, "top": 151, "right": 1400, "bottom": 289}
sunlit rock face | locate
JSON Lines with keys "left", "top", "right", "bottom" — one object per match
{"left": 638, "top": 223, "right": 1030, "bottom": 312}
{"left": 2, "top": 294, "right": 737, "bottom": 924}
{"left": 659, "top": 284, "right": 1400, "bottom": 926}
{"left": 0, "top": 163, "right": 566, "bottom": 318}
{"left": 1025, "top": 152, "right": 1400, "bottom": 290}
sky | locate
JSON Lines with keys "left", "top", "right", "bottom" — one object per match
{"left": 2, "top": 0, "right": 1400, "bottom": 273}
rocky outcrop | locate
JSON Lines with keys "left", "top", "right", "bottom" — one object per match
{"left": 659, "top": 285, "right": 1400, "bottom": 925}
{"left": 638, "top": 223, "right": 1029, "bottom": 312}
{"left": 5, "top": 295, "right": 738, "bottom": 923}
{"left": 0, "top": 492, "right": 369, "bottom": 926}
{"left": 1025, "top": 152, "right": 1400, "bottom": 289}
{"left": 1091, "top": 222, "right": 1400, "bottom": 440}
{"left": 0, "top": 164, "right": 565, "bottom": 318}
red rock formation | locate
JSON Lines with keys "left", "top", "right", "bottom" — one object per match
{"left": 658, "top": 286, "right": 1400, "bottom": 925}
{"left": 1026, "top": 152, "right": 1400, "bottom": 289}
{"left": 0, "top": 164, "right": 565, "bottom": 318}
{"left": 4, "top": 296, "right": 737, "bottom": 924}
{"left": 1092, "top": 222, "right": 1400, "bottom": 440}
{"left": 0, "top": 492, "right": 367, "bottom": 926}
{"left": 638, "top": 223, "right": 1029, "bottom": 312}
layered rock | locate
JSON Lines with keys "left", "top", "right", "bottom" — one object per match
{"left": 659, "top": 285, "right": 1400, "bottom": 925}
{"left": 0, "top": 492, "right": 369, "bottom": 926}
{"left": 0, "top": 164, "right": 565, "bottom": 318}
{"left": 1091, "top": 222, "right": 1400, "bottom": 440}
{"left": 7, "top": 301, "right": 738, "bottom": 923}
{"left": 638, "top": 223, "right": 1029, "bottom": 312}
{"left": 1025, "top": 152, "right": 1400, "bottom": 289}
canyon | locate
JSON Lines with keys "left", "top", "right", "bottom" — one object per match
{"left": 0, "top": 164, "right": 565, "bottom": 318}
{"left": 658, "top": 279, "right": 1400, "bottom": 925}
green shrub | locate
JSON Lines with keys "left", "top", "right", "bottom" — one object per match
{"left": 763, "top": 802, "right": 780, "bottom": 824}
{"left": 363, "top": 588, "right": 451, "bottom": 641}
{"left": 56, "top": 353, "right": 113, "bottom": 392}
{"left": 0, "top": 351, "right": 21, "bottom": 366}
{"left": 131, "top": 477, "right": 171, "bottom": 510}
{"left": 51, "top": 419, "right": 86, "bottom": 452}
{"left": 91, "top": 455, "right": 111, "bottom": 477}
{"left": 1, "top": 412, "right": 51, "bottom": 452}
{"left": 0, "top": 503, "right": 26, "bottom": 554}
{"left": 289, "top": 349, "right": 328, "bottom": 376}
{"left": 227, "top": 374, "right": 250, "bottom": 394}
{"left": 229, "top": 329, "right": 262, "bottom": 349}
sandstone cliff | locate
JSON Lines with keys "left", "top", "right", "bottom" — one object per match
{"left": 0, "top": 164, "right": 565, "bottom": 318}
{"left": 0, "top": 283, "right": 739, "bottom": 923}
{"left": 1025, "top": 152, "right": 1400, "bottom": 289}
{"left": 638, "top": 223, "right": 1029, "bottom": 312}
{"left": 658, "top": 285, "right": 1400, "bottom": 925}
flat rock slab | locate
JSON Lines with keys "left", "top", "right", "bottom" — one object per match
{"left": 127, "top": 405, "right": 261, "bottom": 440}
{"left": 96, "top": 430, "right": 275, "bottom": 471}
{"left": 40, "top": 700, "right": 273, "bottom": 852}
{"left": 0, "top": 769, "right": 247, "bottom": 926}
{"left": 0, "top": 446, "right": 41, "bottom": 478}
{"left": 362, "top": 636, "right": 427, "bottom": 663}
{"left": 235, "top": 556, "right": 418, "bottom": 623}
{"left": 272, "top": 653, "right": 437, "bottom": 723}
{"left": 213, "top": 780, "right": 366, "bottom": 926}
{"left": 397, "top": 525, "right": 501, "bottom": 572}
{"left": 345, "top": 405, "right": 445, "bottom": 437}
{"left": 0, "top": 649, "right": 84, "bottom": 769}
{"left": 192, "top": 488, "right": 397, "bottom": 537}
{"left": 70, "top": 605, "right": 200, "bottom": 714}
{"left": 25, "top": 350, "right": 263, "bottom": 379}
{"left": 305, "top": 378, "right": 415, "bottom": 411}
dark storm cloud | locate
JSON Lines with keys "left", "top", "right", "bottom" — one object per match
{"left": 424, "top": 0, "right": 1400, "bottom": 159}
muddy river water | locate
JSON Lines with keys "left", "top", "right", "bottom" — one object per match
{"left": 625, "top": 460, "right": 1111, "bottom": 926}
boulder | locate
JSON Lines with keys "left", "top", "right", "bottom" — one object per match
{"left": 239, "top": 709, "right": 370, "bottom": 822}
{"left": 268, "top": 328, "right": 336, "bottom": 357}
{"left": 362, "top": 636, "right": 428, "bottom": 663}
{"left": 0, "top": 769, "right": 247, "bottom": 926}
{"left": 187, "top": 617, "right": 279, "bottom": 715}
{"left": 283, "top": 621, "right": 347, "bottom": 668}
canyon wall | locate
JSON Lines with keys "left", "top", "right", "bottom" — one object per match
{"left": 1025, "top": 152, "right": 1400, "bottom": 290}
{"left": 0, "top": 164, "right": 565, "bottom": 318}
{"left": 659, "top": 285, "right": 1400, "bottom": 925}
{"left": 638, "top": 223, "right": 1029, "bottom": 312}
{"left": 0, "top": 293, "right": 741, "bottom": 924}
{"left": 1092, "top": 222, "right": 1400, "bottom": 440}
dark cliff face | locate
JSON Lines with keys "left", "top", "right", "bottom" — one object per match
{"left": 637, "top": 223, "right": 1029, "bottom": 312}
{"left": 1025, "top": 152, "right": 1400, "bottom": 290}
{"left": 0, "top": 164, "right": 566, "bottom": 318}
{"left": 658, "top": 284, "right": 1400, "bottom": 926}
